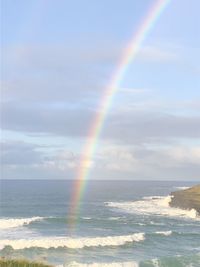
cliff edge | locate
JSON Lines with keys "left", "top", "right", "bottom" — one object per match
{"left": 170, "top": 185, "right": 200, "bottom": 214}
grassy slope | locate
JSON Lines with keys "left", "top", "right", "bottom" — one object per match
{"left": 170, "top": 185, "right": 200, "bottom": 213}
{"left": 0, "top": 259, "right": 53, "bottom": 267}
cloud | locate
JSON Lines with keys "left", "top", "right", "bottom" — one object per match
{"left": 1, "top": 42, "right": 181, "bottom": 104}
{"left": 136, "top": 44, "right": 179, "bottom": 63}
{"left": 1, "top": 42, "right": 123, "bottom": 99}
{"left": 3, "top": 42, "right": 178, "bottom": 77}
{"left": 2, "top": 100, "right": 200, "bottom": 144}
{"left": 1, "top": 141, "right": 79, "bottom": 179}
{"left": 43, "top": 150, "right": 78, "bottom": 171}
{"left": 49, "top": 144, "right": 200, "bottom": 181}
{"left": 91, "top": 145, "right": 200, "bottom": 180}
{"left": 104, "top": 111, "right": 200, "bottom": 143}
{"left": 1, "top": 141, "right": 43, "bottom": 165}
{"left": 1, "top": 101, "right": 94, "bottom": 137}
{"left": 117, "top": 88, "right": 149, "bottom": 95}
{"left": 1, "top": 40, "right": 199, "bottom": 180}
{"left": 2, "top": 140, "right": 200, "bottom": 180}
{"left": 166, "top": 147, "right": 200, "bottom": 165}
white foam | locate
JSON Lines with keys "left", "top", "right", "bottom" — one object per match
{"left": 0, "top": 217, "right": 44, "bottom": 229}
{"left": 155, "top": 231, "right": 172, "bottom": 236}
{"left": 151, "top": 258, "right": 160, "bottom": 267}
{"left": 137, "top": 223, "right": 146, "bottom": 226}
{"left": 106, "top": 196, "right": 199, "bottom": 220}
{"left": 0, "top": 233, "right": 145, "bottom": 250}
{"left": 174, "top": 186, "right": 190, "bottom": 190}
{"left": 142, "top": 196, "right": 164, "bottom": 200}
{"left": 108, "top": 217, "right": 122, "bottom": 221}
{"left": 67, "top": 261, "right": 139, "bottom": 267}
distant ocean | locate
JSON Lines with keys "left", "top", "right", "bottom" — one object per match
{"left": 0, "top": 180, "right": 200, "bottom": 267}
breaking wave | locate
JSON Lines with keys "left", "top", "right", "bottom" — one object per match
{"left": 108, "top": 217, "right": 123, "bottom": 221}
{"left": 174, "top": 186, "right": 190, "bottom": 190}
{"left": 0, "top": 233, "right": 145, "bottom": 250}
{"left": 0, "top": 217, "right": 44, "bottom": 229}
{"left": 106, "top": 196, "right": 199, "bottom": 220}
{"left": 155, "top": 231, "right": 172, "bottom": 236}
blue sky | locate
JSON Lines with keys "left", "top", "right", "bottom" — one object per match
{"left": 1, "top": 0, "right": 200, "bottom": 180}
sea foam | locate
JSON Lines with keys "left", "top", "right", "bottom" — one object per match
{"left": 155, "top": 231, "right": 172, "bottom": 236}
{"left": 174, "top": 186, "right": 190, "bottom": 190}
{"left": 0, "top": 233, "right": 145, "bottom": 250}
{"left": 0, "top": 217, "right": 44, "bottom": 229}
{"left": 106, "top": 196, "right": 199, "bottom": 220}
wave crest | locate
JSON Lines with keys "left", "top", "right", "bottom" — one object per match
{"left": 155, "top": 231, "right": 172, "bottom": 236}
{"left": 0, "top": 233, "right": 145, "bottom": 250}
{"left": 0, "top": 217, "right": 44, "bottom": 229}
{"left": 174, "top": 186, "right": 190, "bottom": 190}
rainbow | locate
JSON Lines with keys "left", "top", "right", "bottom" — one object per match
{"left": 69, "top": 0, "right": 170, "bottom": 225}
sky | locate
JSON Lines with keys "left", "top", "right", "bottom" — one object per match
{"left": 1, "top": 0, "right": 200, "bottom": 180}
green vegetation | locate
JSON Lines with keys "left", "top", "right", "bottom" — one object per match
{"left": 0, "top": 259, "right": 53, "bottom": 267}
{"left": 170, "top": 185, "right": 200, "bottom": 213}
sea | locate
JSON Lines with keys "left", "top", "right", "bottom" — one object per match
{"left": 0, "top": 180, "right": 200, "bottom": 267}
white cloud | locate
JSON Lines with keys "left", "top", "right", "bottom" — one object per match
{"left": 136, "top": 44, "right": 179, "bottom": 63}
{"left": 1, "top": 140, "right": 200, "bottom": 180}
{"left": 90, "top": 144, "right": 200, "bottom": 179}
{"left": 166, "top": 147, "right": 200, "bottom": 165}
{"left": 97, "top": 146, "right": 138, "bottom": 172}
{"left": 117, "top": 88, "right": 149, "bottom": 95}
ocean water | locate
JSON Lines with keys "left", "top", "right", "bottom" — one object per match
{"left": 0, "top": 180, "right": 200, "bottom": 267}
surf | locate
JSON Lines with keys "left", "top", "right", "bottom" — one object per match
{"left": 0, "top": 217, "right": 44, "bottom": 229}
{"left": 106, "top": 195, "right": 199, "bottom": 220}
{"left": 0, "top": 232, "right": 145, "bottom": 250}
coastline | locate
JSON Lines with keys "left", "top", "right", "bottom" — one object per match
{"left": 1, "top": 181, "right": 200, "bottom": 266}
{"left": 170, "top": 185, "right": 200, "bottom": 213}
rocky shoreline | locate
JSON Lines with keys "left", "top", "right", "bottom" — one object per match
{"left": 170, "top": 185, "right": 200, "bottom": 214}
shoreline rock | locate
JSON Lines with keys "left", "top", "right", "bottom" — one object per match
{"left": 170, "top": 184, "right": 200, "bottom": 214}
